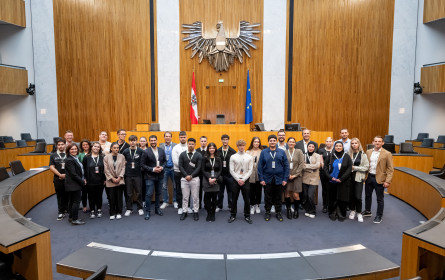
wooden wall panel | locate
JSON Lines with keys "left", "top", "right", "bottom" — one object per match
{"left": 179, "top": 0, "right": 263, "bottom": 130}
{"left": 0, "top": 0, "right": 26, "bottom": 27}
{"left": 0, "top": 66, "right": 28, "bottom": 96}
{"left": 53, "top": 0, "right": 156, "bottom": 141}
{"left": 421, "top": 64, "right": 445, "bottom": 94}
{"left": 424, "top": 0, "right": 445, "bottom": 23}
{"left": 286, "top": 0, "right": 395, "bottom": 145}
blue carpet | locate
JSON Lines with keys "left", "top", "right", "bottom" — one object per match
{"left": 26, "top": 189, "right": 425, "bottom": 280}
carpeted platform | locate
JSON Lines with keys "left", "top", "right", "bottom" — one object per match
{"left": 26, "top": 190, "right": 425, "bottom": 280}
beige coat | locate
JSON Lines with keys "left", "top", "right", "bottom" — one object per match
{"left": 366, "top": 148, "right": 394, "bottom": 184}
{"left": 246, "top": 149, "right": 262, "bottom": 183}
{"left": 302, "top": 153, "right": 321, "bottom": 185}
{"left": 350, "top": 151, "right": 369, "bottom": 182}
{"left": 104, "top": 153, "right": 126, "bottom": 187}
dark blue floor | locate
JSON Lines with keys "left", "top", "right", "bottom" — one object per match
{"left": 26, "top": 189, "right": 425, "bottom": 280}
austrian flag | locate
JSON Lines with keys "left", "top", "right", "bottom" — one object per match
{"left": 190, "top": 72, "right": 199, "bottom": 124}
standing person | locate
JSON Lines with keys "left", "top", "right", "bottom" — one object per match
{"left": 104, "top": 143, "right": 126, "bottom": 220}
{"left": 196, "top": 136, "right": 208, "bottom": 209}
{"left": 78, "top": 139, "right": 91, "bottom": 213}
{"left": 337, "top": 128, "right": 351, "bottom": 153}
{"left": 217, "top": 134, "right": 236, "bottom": 212}
{"left": 83, "top": 142, "right": 106, "bottom": 219}
{"left": 363, "top": 136, "right": 394, "bottom": 224}
{"left": 64, "top": 130, "right": 75, "bottom": 146}
{"left": 246, "top": 137, "right": 264, "bottom": 215}
{"left": 139, "top": 136, "right": 148, "bottom": 151}
{"left": 98, "top": 131, "right": 111, "bottom": 155}
{"left": 201, "top": 142, "right": 222, "bottom": 222}
{"left": 295, "top": 129, "right": 318, "bottom": 154}
{"left": 49, "top": 138, "right": 69, "bottom": 221}
{"left": 64, "top": 143, "right": 86, "bottom": 225}
{"left": 302, "top": 142, "right": 321, "bottom": 218}
{"left": 122, "top": 135, "right": 144, "bottom": 217}
{"left": 348, "top": 138, "right": 369, "bottom": 223}
{"left": 277, "top": 129, "right": 288, "bottom": 150}
{"left": 258, "top": 135, "right": 289, "bottom": 222}
{"left": 178, "top": 138, "right": 202, "bottom": 221}
{"left": 141, "top": 135, "right": 166, "bottom": 220}
{"left": 116, "top": 129, "right": 130, "bottom": 153}
{"left": 159, "top": 132, "right": 176, "bottom": 209}
{"left": 317, "top": 137, "right": 334, "bottom": 213}
{"left": 324, "top": 141, "right": 353, "bottom": 221}
{"left": 284, "top": 137, "right": 304, "bottom": 219}
{"left": 172, "top": 131, "right": 188, "bottom": 214}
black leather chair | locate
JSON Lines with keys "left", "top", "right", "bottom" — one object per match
{"left": 149, "top": 123, "right": 160, "bottom": 131}
{"left": 366, "top": 144, "right": 374, "bottom": 150}
{"left": 20, "top": 133, "right": 34, "bottom": 141}
{"left": 414, "top": 133, "right": 429, "bottom": 141}
{"left": 203, "top": 119, "right": 211, "bottom": 124}
{"left": 0, "top": 167, "right": 10, "bottom": 182}
{"left": 254, "top": 123, "right": 265, "bottom": 131}
{"left": 400, "top": 142, "right": 417, "bottom": 154}
{"left": 383, "top": 135, "right": 394, "bottom": 144}
{"left": 9, "top": 161, "right": 26, "bottom": 176}
{"left": 0, "top": 142, "right": 4, "bottom": 149}
{"left": 16, "top": 140, "right": 27, "bottom": 147}
{"left": 383, "top": 143, "right": 396, "bottom": 154}
{"left": 35, "top": 138, "right": 46, "bottom": 143}
{"left": 420, "top": 138, "right": 434, "bottom": 148}
{"left": 436, "top": 135, "right": 445, "bottom": 144}
{"left": 3, "top": 136, "right": 14, "bottom": 143}
{"left": 86, "top": 265, "right": 107, "bottom": 280}
{"left": 216, "top": 114, "right": 225, "bottom": 124}
{"left": 429, "top": 164, "right": 445, "bottom": 180}
{"left": 30, "top": 142, "right": 47, "bottom": 153}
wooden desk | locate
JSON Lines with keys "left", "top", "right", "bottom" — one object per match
{"left": 17, "top": 153, "right": 51, "bottom": 170}
{"left": 406, "top": 140, "right": 444, "bottom": 148}
{"left": 392, "top": 154, "right": 434, "bottom": 174}
{"left": 0, "top": 146, "right": 34, "bottom": 168}
{"left": 413, "top": 146, "right": 445, "bottom": 169}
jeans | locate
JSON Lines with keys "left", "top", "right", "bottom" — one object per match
{"left": 365, "top": 174, "right": 384, "bottom": 217}
{"left": 162, "top": 167, "right": 176, "bottom": 203}
{"left": 145, "top": 179, "right": 162, "bottom": 212}
{"left": 231, "top": 181, "right": 251, "bottom": 217}
{"left": 303, "top": 183, "right": 316, "bottom": 214}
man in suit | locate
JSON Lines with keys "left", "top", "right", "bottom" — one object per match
{"left": 159, "top": 131, "right": 177, "bottom": 209}
{"left": 363, "top": 136, "right": 394, "bottom": 224}
{"left": 317, "top": 137, "right": 333, "bottom": 213}
{"left": 196, "top": 136, "right": 208, "bottom": 209}
{"left": 141, "top": 135, "right": 166, "bottom": 220}
{"left": 295, "top": 129, "right": 318, "bottom": 154}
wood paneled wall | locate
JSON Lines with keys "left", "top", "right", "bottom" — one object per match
{"left": 286, "top": 0, "right": 395, "bottom": 145}
{"left": 53, "top": 0, "right": 156, "bottom": 141}
{"left": 424, "top": 0, "right": 445, "bottom": 23}
{"left": 179, "top": 0, "right": 263, "bottom": 131}
{"left": 0, "top": 66, "right": 28, "bottom": 95}
{"left": 421, "top": 64, "right": 445, "bottom": 94}
{"left": 0, "top": 0, "right": 26, "bottom": 27}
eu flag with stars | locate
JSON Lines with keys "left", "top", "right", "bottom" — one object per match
{"left": 245, "top": 70, "right": 253, "bottom": 124}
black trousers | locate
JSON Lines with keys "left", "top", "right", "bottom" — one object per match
{"left": 327, "top": 181, "right": 338, "bottom": 216}
{"left": 204, "top": 191, "right": 218, "bottom": 214}
{"left": 349, "top": 181, "right": 364, "bottom": 213}
{"left": 67, "top": 190, "right": 81, "bottom": 220}
{"left": 81, "top": 184, "right": 88, "bottom": 208}
{"left": 217, "top": 175, "right": 233, "bottom": 209}
{"left": 264, "top": 183, "right": 283, "bottom": 213}
{"left": 303, "top": 183, "right": 316, "bottom": 214}
{"left": 87, "top": 184, "right": 104, "bottom": 212}
{"left": 365, "top": 174, "right": 384, "bottom": 217}
{"left": 108, "top": 185, "right": 124, "bottom": 216}
{"left": 125, "top": 175, "right": 143, "bottom": 210}
{"left": 198, "top": 175, "right": 204, "bottom": 208}
{"left": 54, "top": 179, "right": 68, "bottom": 214}
{"left": 249, "top": 181, "right": 262, "bottom": 205}
{"left": 320, "top": 172, "right": 329, "bottom": 208}
{"left": 231, "top": 181, "right": 251, "bottom": 217}
{"left": 174, "top": 171, "right": 183, "bottom": 208}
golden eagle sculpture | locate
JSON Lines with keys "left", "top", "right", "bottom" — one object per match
{"left": 182, "top": 21, "right": 261, "bottom": 72}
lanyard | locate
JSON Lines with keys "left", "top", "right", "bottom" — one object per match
{"left": 269, "top": 151, "right": 276, "bottom": 160}
{"left": 130, "top": 148, "right": 137, "bottom": 161}
{"left": 210, "top": 158, "right": 215, "bottom": 169}
{"left": 187, "top": 151, "right": 195, "bottom": 161}
{"left": 92, "top": 155, "right": 99, "bottom": 166}
{"left": 222, "top": 149, "right": 228, "bottom": 159}
{"left": 306, "top": 153, "right": 312, "bottom": 163}
{"left": 352, "top": 152, "right": 360, "bottom": 163}
{"left": 118, "top": 142, "right": 126, "bottom": 153}
{"left": 334, "top": 152, "right": 345, "bottom": 161}
{"left": 57, "top": 151, "right": 66, "bottom": 160}
{"left": 287, "top": 149, "right": 295, "bottom": 161}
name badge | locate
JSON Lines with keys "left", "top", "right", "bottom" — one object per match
{"left": 156, "top": 161, "right": 160, "bottom": 167}
{"left": 223, "top": 161, "right": 227, "bottom": 168}
{"left": 211, "top": 170, "right": 215, "bottom": 178}
{"left": 290, "top": 162, "right": 293, "bottom": 169}
{"left": 61, "top": 162, "right": 65, "bottom": 169}
{"left": 240, "top": 168, "right": 244, "bottom": 174}
{"left": 131, "top": 162, "right": 135, "bottom": 169}
{"left": 272, "top": 161, "right": 276, "bottom": 169}
{"left": 189, "top": 162, "right": 195, "bottom": 167}
{"left": 166, "top": 155, "right": 170, "bottom": 161}
{"left": 338, "top": 163, "right": 342, "bottom": 170}
{"left": 95, "top": 166, "right": 99, "bottom": 173}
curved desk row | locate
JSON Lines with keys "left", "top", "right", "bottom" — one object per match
{"left": 392, "top": 154, "right": 434, "bottom": 174}
{"left": 390, "top": 167, "right": 445, "bottom": 279}
{"left": 0, "top": 168, "right": 54, "bottom": 279}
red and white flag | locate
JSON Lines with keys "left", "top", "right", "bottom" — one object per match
{"left": 190, "top": 72, "right": 199, "bottom": 124}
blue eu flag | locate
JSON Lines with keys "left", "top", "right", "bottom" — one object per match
{"left": 245, "top": 70, "right": 253, "bottom": 124}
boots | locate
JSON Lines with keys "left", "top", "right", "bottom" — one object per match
{"left": 285, "top": 197, "right": 292, "bottom": 219}
{"left": 293, "top": 200, "right": 299, "bottom": 219}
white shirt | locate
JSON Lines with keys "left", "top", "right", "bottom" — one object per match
{"left": 277, "top": 142, "right": 287, "bottom": 151}
{"left": 369, "top": 148, "right": 381, "bottom": 175}
{"left": 172, "top": 143, "right": 188, "bottom": 172}
{"left": 229, "top": 152, "right": 254, "bottom": 182}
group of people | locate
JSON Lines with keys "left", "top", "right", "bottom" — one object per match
{"left": 49, "top": 128, "right": 393, "bottom": 226}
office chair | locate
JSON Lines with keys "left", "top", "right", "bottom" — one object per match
{"left": 35, "top": 138, "right": 46, "bottom": 143}
{"left": 420, "top": 138, "right": 434, "bottom": 148}
{"left": 429, "top": 164, "right": 445, "bottom": 180}
{"left": 9, "top": 161, "right": 26, "bottom": 176}
{"left": 366, "top": 144, "right": 374, "bottom": 150}
{"left": 399, "top": 142, "right": 417, "bottom": 154}
{"left": 216, "top": 114, "right": 225, "bottom": 124}
{"left": 0, "top": 142, "right": 4, "bottom": 149}
{"left": 20, "top": 133, "right": 34, "bottom": 141}
{"left": 86, "top": 265, "right": 107, "bottom": 280}
{"left": 254, "top": 123, "right": 265, "bottom": 131}
{"left": 150, "top": 123, "right": 160, "bottom": 131}
{"left": 0, "top": 167, "right": 10, "bottom": 182}
{"left": 3, "top": 136, "right": 14, "bottom": 143}
{"left": 382, "top": 143, "right": 396, "bottom": 154}
{"left": 414, "top": 133, "right": 429, "bottom": 141}
{"left": 16, "top": 140, "right": 27, "bottom": 147}
{"left": 30, "top": 142, "right": 47, "bottom": 154}
{"left": 436, "top": 135, "right": 445, "bottom": 144}
{"left": 383, "top": 135, "right": 394, "bottom": 144}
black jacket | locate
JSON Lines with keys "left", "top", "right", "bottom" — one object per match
{"left": 83, "top": 154, "right": 106, "bottom": 185}
{"left": 295, "top": 140, "right": 318, "bottom": 154}
{"left": 178, "top": 151, "right": 202, "bottom": 178}
{"left": 141, "top": 147, "right": 166, "bottom": 181}
{"left": 65, "top": 156, "right": 84, "bottom": 192}
{"left": 201, "top": 157, "right": 222, "bottom": 192}
{"left": 122, "top": 147, "right": 143, "bottom": 177}
{"left": 217, "top": 146, "right": 236, "bottom": 177}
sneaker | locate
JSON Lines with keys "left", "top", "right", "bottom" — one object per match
{"left": 309, "top": 214, "right": 315, "bottom": 219}
{"left": 228, "top": 216, "right": 236, "bottom": 223}
{"left": 349, "top": 210, "right": 356, "bottom": 220}
{"left": 357, "top": 213, "right": 363, "bottom": 223}
{"left": 109, "top": 215, "right": 115, "bottom": 220}
{"left": 187, "top": 208, "right": 193, "bottom": 214}
{"left": 250, "top": 206, "right": 255, "bottom": 215}
{"left": 373, "top": 216, "right": 382, "bottom": 224}
{"left": 90, "top": 211, "right": 96, "bottom": 219}
{"left": 138, "top": 209, "right": 144, "bottom": 216}
{"left": 173, "top": 202, "right": 178, "bottom": 209}
{"left": 265, "top": 212, "right": 271, "bottom": 221}
{"left": 255, "top": 204, "right": 260, "bottom": 214}
{"left": 215, "top": 207, "right": 222, "bottom": 213}
{"left": 71, "top": 219, "right": 86, "bottom": 225}
{"left": 178, "top": 208, "right": 183, "bottom": 215}
{"left": 276, "top": 213, "right": 283, "bottom": 222}
{"left": 97, "top": 210, "right": 102, "bottom": 218}
{"left": 124, "top": 210, "right": 132, "bottom": 217}
{"left": 291, "top": 205, "right": 295, "bottom": 212}
{"left": 57, "top": 213, "right": 64, "bottom": 221}
{"left": 244, "top": 216, "right": 253, "bottom": 224}
{"left": 271, "top": 206, "right": 276, "bottom": 213}
{"left": 361, "top": 210, "right": 372, "bottom": 217}
{"left": 160, "top": 202, "right": 169, "bottom": 209}
{"left": 305, "top": 212, "right": 310, "bottom": 217}
{"left": 116, "top": 214, "right": 122, "bottom": 219}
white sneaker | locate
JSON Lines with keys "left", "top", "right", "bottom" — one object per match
{"left": 357, "top": 213, "right": 363, "bottom": 223}
{"left": 215, "top": 207, "right": 221, "bottom": 213}
{"left": 124, "top": 210, "right": 132, "bottom": 217}
{"left": 97, "top": 210, "right": 102, "bottom": 218}
{"left": 271, "top": 206, "right": 276, "bottom": 213}
{"left": 174, "top": 202, "right": 178, "bottom": 209}
{"left": 178, "top": 208, "right": 183, "bottom": 215}
{"left": 349, "top": 210, "right": 356, "bottom": 220}
{"left": 109, "top": 215, "right": 115, "bottom": 220}
{"left": 305, "top": 212, "right": 310, "bottom": 217}
{"left": 250, "top": 206, "right": 255, "bottom": 215}
{"left": 255, "top": 204, "right": 261, "bottom": 214}
{"left": 116, "top": 214, "right": 122, "bottom": 219}
{"left": 160, "top": 202, "right": 169, "bottom": 209}
{"left": 309, "top": 214, "right": 315, "bottom": 219}
{"left": 138, "top": 209, "right": 144, "bottom": 216}
{"left": 187, "top": 208, "right": 193, "bottom": 214}
{"left": 291, "top": 205, "right": 295, "bottom": 212}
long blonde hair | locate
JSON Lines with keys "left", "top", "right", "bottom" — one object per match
{"left": 349, "top": 137, "right": 364, "bottom": 158}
